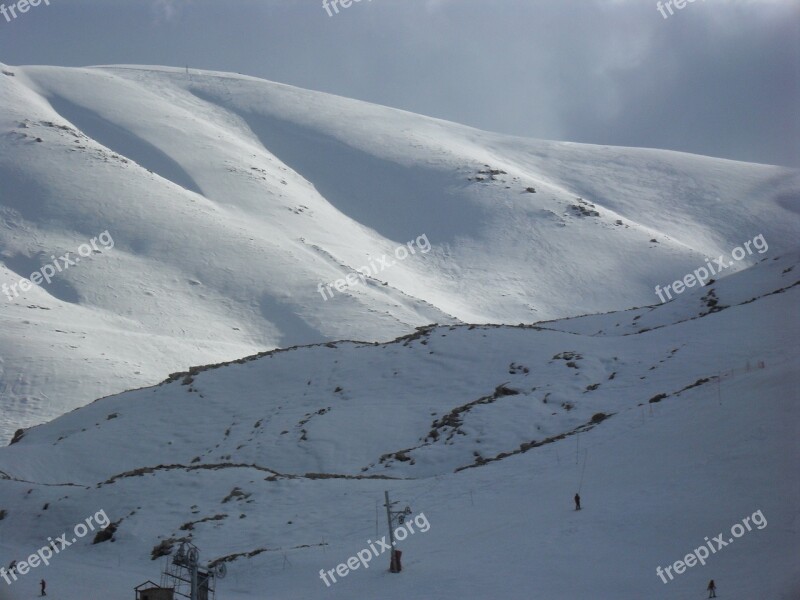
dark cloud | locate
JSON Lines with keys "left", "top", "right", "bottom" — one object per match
{"left": 0, "top": 0, "right": 796, "bottom": 166}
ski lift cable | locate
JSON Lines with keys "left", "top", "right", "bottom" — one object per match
{"left": 577, "top": 449, "right": 588, "bottom": 493}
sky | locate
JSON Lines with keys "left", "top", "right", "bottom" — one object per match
{"left": 0, "top": 0, "right": 797, "bottom": 168}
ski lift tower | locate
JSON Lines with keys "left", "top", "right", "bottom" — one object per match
{"left": 137, "top": 542, "right": 226, "bottom": 600}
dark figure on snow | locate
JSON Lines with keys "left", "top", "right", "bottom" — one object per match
{"left": 40, "top": 579, "right": 47, "bottom": 596}
{"left": 574, "top": 493, "right": 581, "bottom": 510}
{"left": 707, "top": 579, "right": 716, "bottom": 598}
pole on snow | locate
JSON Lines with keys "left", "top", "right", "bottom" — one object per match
{"left": 384, "top": 491, "right": 411, "bottom": 573}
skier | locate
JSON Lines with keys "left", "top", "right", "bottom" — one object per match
{"left": 40, "top": 578, "right": 46, "bottom": 596}
{"left": 574, "top": 492, "right": 581, "bottom": 510}
{"left": 707, "top": 579, "right": 716, "bottom": 598}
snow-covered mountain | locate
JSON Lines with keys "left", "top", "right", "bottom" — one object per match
{"left": 1, "top": 62, "right": 798, "bottom": 443}
{"left": 0, "top": 249, "right": 797, "bottom": 599}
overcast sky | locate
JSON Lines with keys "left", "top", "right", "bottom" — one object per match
{"left": 0, "top": 0, "right": 797, "bottom": 167}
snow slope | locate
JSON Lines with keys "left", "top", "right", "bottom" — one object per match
{"left": 0, "top": 62, "right": 799, "bottom": 443}
{"left": 0, "top": 252, "right": 797, "bottom": 599}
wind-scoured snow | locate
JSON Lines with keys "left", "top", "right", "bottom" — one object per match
{"left": 0, "top": 251, "right": 797, "bottom": 599}
{"left": 1, "top": 64, "right": 798, "bottom": 442}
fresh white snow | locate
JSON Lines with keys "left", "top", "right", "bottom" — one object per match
{"left": 0, "top": 247, "right": 797, "bottom": 599}
{"left": 0, "top": 63, "right": 797, "bottom": 600}
{"left": 1, "top": 64, "right": 798, "bottom": 442}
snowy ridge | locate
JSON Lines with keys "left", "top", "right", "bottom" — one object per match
{"left": 0, "top": 252, "right": 797, "bottom": 599}
{"left": 1, "top": 64, "right": 799, "bottom": 442}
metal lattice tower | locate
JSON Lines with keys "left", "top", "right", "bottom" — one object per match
{"left": 159, "top": 542, "right": 227, "bottom": 600}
